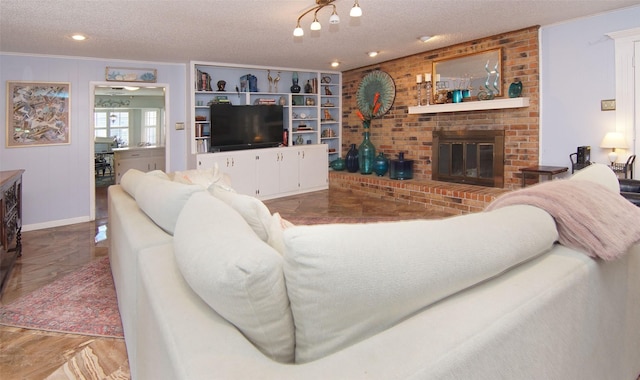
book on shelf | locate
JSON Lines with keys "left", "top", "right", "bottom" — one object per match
{"left": 253, "top": 98, "right": 276, "bottom": 105}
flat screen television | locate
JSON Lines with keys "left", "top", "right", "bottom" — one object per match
{"left": 209, "top": 104, "right": 284, "bottom": 152}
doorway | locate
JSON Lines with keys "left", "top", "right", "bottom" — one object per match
{"left": 89, "top": 82, "right": 169, "bottom": 220}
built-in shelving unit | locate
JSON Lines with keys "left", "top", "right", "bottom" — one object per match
{"left": 189, "top": 61, "right": 342, "bottom": 163}
{"left": 408, "top": 97, "right": 530, "bottom": 114}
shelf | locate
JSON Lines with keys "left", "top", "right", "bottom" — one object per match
{"left": 408, "top": 97, "right": 530, "bottom": 114}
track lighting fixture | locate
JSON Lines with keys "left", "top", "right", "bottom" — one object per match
{"left": 293, "top": 0, "right": 362, "bottom": 37}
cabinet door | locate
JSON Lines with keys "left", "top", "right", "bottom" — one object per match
{"left": 255, "top": 150, "right": 280, "bottom": 198}
{"left": 298, "top": 145, "right": 328, "bottom": 190}
{"left": 256, "top": 149, "right": 299, "bottom": 198}
{"left": 197, "top": 152, "right": 257, "bottom": 196}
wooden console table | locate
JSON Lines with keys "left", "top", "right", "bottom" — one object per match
{"left": 520, "top": 166, "right": 568, "bottom": 187}
{"left": 1, "top": 170, "right": 24, "bottom": 295}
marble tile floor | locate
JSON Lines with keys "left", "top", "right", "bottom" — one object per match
{"left": 0, "top": 186, "right": 450, "bottom": 379}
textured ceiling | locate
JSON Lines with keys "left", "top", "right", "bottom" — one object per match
{"left": 1, "top": 0, "right": 639, "bottom": 71}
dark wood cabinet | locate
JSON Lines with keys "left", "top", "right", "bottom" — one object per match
{"left": 1, "top": 169, "right": 24, "bottom": 294}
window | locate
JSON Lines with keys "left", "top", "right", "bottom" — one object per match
{"left": 143, "top": 109, "right": 160, "bottom": 145}
{"left": 94, "top": 110, "right": 130, "bottom": 146}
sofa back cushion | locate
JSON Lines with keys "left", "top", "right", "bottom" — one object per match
{"left": 283, "top": 204, "right": 558, "bottom": 363}
{"left": 135, "top": 174, "right": 203, "bottom": 235}
{"left": 173, "top": 192, "right": 295, "bottom": 363}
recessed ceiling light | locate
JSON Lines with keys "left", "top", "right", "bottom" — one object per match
{"left": 331, "top": 61, "right": 340, "bottom": 68}
{"left": 71, "top": 34, "right": 87, "bottom": 41}
{"left": 367, "top": 51, "right": 378, "bottom": 57}
{"left": 419, "top": 36, "right": 432, "bottom": 42}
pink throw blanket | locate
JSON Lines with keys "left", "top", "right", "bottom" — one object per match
{"left": 486, "top": 179, "right": 640, "bottom": 260}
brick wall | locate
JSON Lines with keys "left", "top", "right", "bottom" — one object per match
{"left": 341, "top": 26, "right": 540, "bottom": 190}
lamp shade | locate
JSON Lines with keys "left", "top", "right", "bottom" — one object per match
{"left": 600, "top": 132, "right": 628, "bottom": 149}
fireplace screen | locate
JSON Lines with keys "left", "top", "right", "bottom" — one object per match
{"left": 433, "top": 130, "right": 504, "bottom": 187}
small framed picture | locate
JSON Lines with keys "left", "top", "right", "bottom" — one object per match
{"left": 106, "top": 67, "right": 157, "bottom": 82}
{"left": 292, "top": 95, "right": 304, "bottom": 105}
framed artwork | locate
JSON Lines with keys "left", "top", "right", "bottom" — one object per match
{"left": 6, "top": 81, "right": 71, "bottom": 147}
{"left": 105, "top": 67, "right": 157, "bottom": 82}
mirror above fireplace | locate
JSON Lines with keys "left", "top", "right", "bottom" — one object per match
{"left": 432, "top": 48, "right": 503, "bottom": 99}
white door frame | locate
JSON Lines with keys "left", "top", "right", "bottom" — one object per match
{"left": 89, "top": 81, "right": 170, "bottom": 220}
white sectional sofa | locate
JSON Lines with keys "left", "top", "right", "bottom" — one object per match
{"left": 108, "top": 164, "right": 640, "bottom": 379}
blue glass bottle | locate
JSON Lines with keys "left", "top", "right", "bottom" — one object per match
{"left": 345, "top": 144, "right": 359, "bottom": 173}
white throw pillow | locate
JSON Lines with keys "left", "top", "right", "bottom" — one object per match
{"left": 210, "top": 184, "right": 273, "bottom": 242}
{"left": 135, "top": 175, "right": 203, "bottom": 235}
{"left": 146, "top": 169, "right": 170, "bottom": 180}
{"left": 569, "top": 163, "right": 619, "bottom": 193}
{"left": 119, "top": 168, "right": 146, "bottom": 198}
{"left": 283, "top": 204, "right": 558, "bottom": 363}
{"left": 173, "top": 162, "right": 230, "bottom": 188}
{"left": 173, "top": 192, "right": 295, "bottom": 363}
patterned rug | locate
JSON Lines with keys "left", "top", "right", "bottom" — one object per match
{"left": 0, "top": 257, "right": 123, "bottom": 338}
{"left": 286, "top": 215, "right": 419, "bottom": 225}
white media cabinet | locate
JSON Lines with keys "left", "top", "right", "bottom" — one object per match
{"left": 196, "top": 145, "right": 328, "bottom": 200}
{"left": 188, "top": 61, "right": 340, "bottom": 199}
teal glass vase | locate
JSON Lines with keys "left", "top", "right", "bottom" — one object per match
{"left": 373, "top": 152, "right": 389, "bottom": 176}
{"left": 330, "top": 157, "right": 345, "bottom": 171}
{"left": 359, "top": 127, "right": 375, "bottom": 175}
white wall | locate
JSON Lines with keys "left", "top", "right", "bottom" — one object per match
{"left": 0, "top": 53, "right": 187, "bottom": 229}
{"left": 540, "top": 5, "right": 640, "bottom": 166}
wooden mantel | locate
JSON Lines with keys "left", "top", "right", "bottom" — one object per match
{"left": 408, "top": 97, "right": 530, "bottom": 114}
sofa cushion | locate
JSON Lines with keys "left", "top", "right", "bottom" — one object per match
{"left": 283, "top": 204, "right": 558, "bottom": 363}
{"left": 173, "top": 192, "right": 295, "bottom": 363}
{"left": 135, "top": 175, "right": 203, "bottom": 235}
{"left": 210, "top": 184, "right": 273, "bottom": 242}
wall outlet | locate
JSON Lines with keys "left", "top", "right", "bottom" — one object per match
{"left": 175, "top": 122, "right": 185, "bottom": 130}
{"left": 601, "top": 99, "right": 616, "bottom": 111}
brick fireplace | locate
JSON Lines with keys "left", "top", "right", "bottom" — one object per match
{"left": 334, "top": 27, "right": 540, "bottom": 213}
{"left": 340, "top": 26, "right": 539, "bottom": 192}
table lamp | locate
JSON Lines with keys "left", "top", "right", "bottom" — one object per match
{"left": 600, "top": 131, "right": 628, "bottom": 165}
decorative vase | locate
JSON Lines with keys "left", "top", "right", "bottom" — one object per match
{"left": 330, "top": 157, "right": 345, "bottom": 171}
{"left": 291, "top": 72, "right": 301, "bottom": 93}
{"left": 345, "top": 144, "right": 359, "bottom": 173}
{"left": 373, "top": 152, "right": 389, "bottom": 176}
{"left": 508, "top": 80, "right": 523, "bottom": 98}
{"left": 358, "top": 128, "right": 375, "bottom": 175}
{"left": 389, "top": 152, "right": 414, "bottom": 180}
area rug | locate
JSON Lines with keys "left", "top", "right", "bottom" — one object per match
{"left": 0, "top": 257, "right": 123, "bottom": 338}
{"left": 286, "top": 215, "right": 418, "bottom": 225}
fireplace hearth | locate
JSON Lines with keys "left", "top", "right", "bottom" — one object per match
{"left": 432, "top": 130, "right": 505, "bottom": 188}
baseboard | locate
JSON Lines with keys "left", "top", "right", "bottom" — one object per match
{"left": 23, "top": 216, "right": 92, "bottom": 232}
